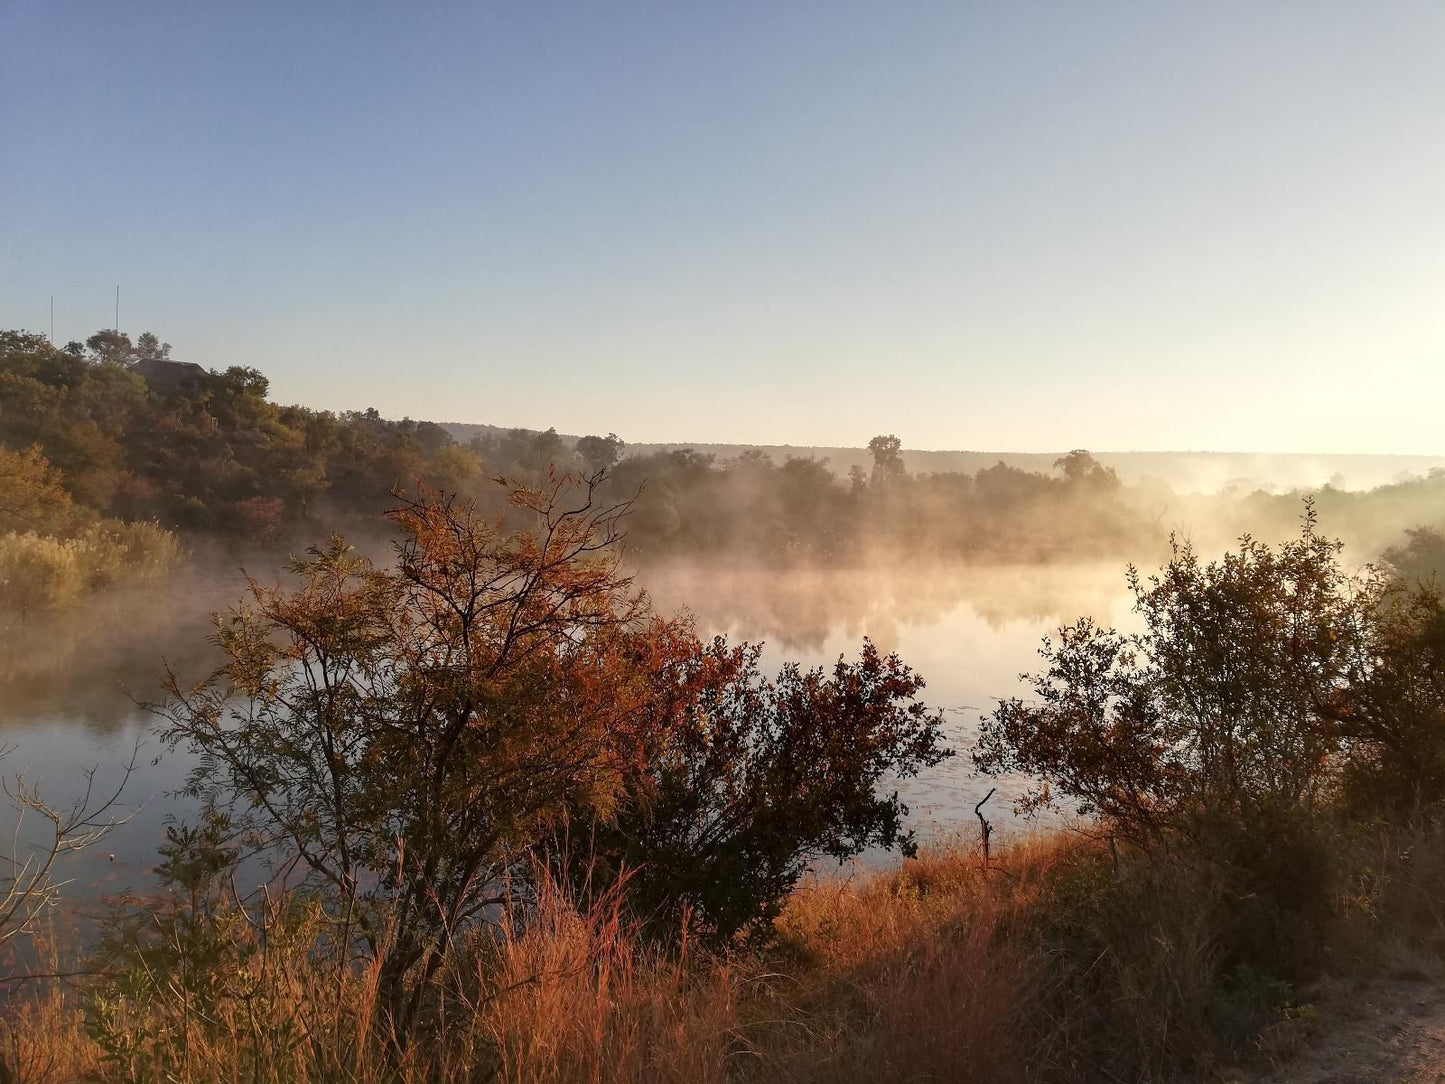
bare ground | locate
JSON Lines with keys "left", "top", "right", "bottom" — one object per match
{"left": 1233, "top": 966, "right": 1445, "bottom": 1084}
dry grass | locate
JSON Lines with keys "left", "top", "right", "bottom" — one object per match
{"left": 4, "top": 826, "right": 1439, "bottom": 1084}
{"left": 420, "top": 840, "right": 1070, "bottom": 1083}
{"left": 0, "top": 838, "right": 1062, "bottom": 1084}
{"left": 1, "top": 947, "right": 104, "bottom": 1083}
{"left": 771, "top": 836, "right": 1073, "bottom": 1083}
{"left": 0, "top": 521, "right": 181, "bottom": 615}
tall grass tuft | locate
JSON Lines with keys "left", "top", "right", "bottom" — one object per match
{"left": 0, "top": 521, "right": 180, "bottom": 614}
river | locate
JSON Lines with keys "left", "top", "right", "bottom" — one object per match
{"left": 0, "top": 558, "right": 1140, "bottom": 922}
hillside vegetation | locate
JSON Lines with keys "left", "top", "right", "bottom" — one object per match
{"left": 9, "top": 328, "right": 1445, "bottom": 574}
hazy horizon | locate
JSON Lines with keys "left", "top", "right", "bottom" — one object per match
{"left": 442, "top": 421, "right": 1445, "bottom": 462}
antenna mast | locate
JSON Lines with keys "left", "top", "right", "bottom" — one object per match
{"left": 115, "top": 285, "right": 120, "bottom": 332}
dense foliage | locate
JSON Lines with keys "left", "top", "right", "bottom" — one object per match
{"left": 976, "top": 508, "right": 1380, "bottom": 839}
{"left": 566, "top": 637, "right": 949, "bottom": 943}
{"left": 0, "top": 330, "right": 468, "bottom": 541}
{"left": 976, "top": 508, "right": 1445, "bottom": 831}
{"left": 0, "top": 417, "right": 179, "bottom": 615}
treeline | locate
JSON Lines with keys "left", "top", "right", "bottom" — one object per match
{"left": 0, "top": 329, "right": 1152, "bottom": 562}
{"left": 6, "top": 328, "right": 1445, "bottom": 575}
{"left": 600, "top": 440, "right": 1151, "bottom": 562}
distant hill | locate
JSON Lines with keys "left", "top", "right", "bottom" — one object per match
{"left": 437, "top": 423, "right": 1445, "bottom": 494}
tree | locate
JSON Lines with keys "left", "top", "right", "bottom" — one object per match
{"left": 227, "top": 496, "right": 284, "bottom": 542}
{"left": 215, "top": 365, "right": 268, "bottom": 401}
{"left": 532, "top": 426, "right": 565, "bottom": 472}
{"left": 1382, "top": 526, "right": 1445, "bottom": 586}
{"left": 0, "top": 444, "right": 83, "bottom": 534}
{"left": 1337, "top": 581, "right": 1445, "bottom": 813}
{"left": 975, "top": 507, "right": 1381, "bottom": 843}
{"left": 84, "top": 330, "right": 135, "bottom": 367}
{"left": 134, "top": 332, "right": 172, "bottom": 361}
{"left": 1053, "top": 449, "right": 1118, "bottom": 489}
{"left": 420, "top": 443, "right": 483, "bottom": 496}
{"left": 867, "top": 434, "right": 906, "bottom": 487}
{"left": 576, "top": 433, "right": 624, "bottom": 474}
{"left": 161, "top": 477, "right": 667, "bottom": 1026}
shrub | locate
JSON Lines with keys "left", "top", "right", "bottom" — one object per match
{"left": 974, "top": 506, "right": 1385, "bottom": 844}
{"left": 566, "top": 638, "right": 951, "bottom": 945}
{"left": 76, "top": 519, "right": 183, "bottom": 585}
{"left": 1337, "top": 581, "right": 1445, "bottom": 815}
{"left": 0, "top": 531, "right": 92, "bottom": 611}
{"left": 227, "top": 495, "right": 285, "bottom": 542}
{"left": 971, "top": 507, "right": 1403, "bottom": 1004}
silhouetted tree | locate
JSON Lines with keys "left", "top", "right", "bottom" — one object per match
{"left": 1383, "top": 526, "right": 1445, "bottom": 586}
{"left": 1054, "top": 448, "right": 1118, "bottom": 488}
{"left": 134, "top": 331, "right": 171, "bottom": 361}
{"left": 975, "top": 507, "right": 1380, "bottom": 841}
{"left": 576, "top": 432, "right": 624, "bottom": 473}
{"left": 868, "top": 434, "right": 906, "bottom": 487}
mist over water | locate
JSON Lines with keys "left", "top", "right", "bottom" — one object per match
{"left": 1, "top": 460, "right": 1439, "bottom": 913}
{"left": 0, "top": 554, "right": 1144, "bottom": 917}
{"left": 0, "top": 569, "right": 239, "bottom": 930}
{"left": 640, "top": 560, "right": 1133, "bottom": 651}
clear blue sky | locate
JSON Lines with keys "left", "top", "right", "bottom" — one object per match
{"left": 3, "top": 2, "right": 1443, "bottom": 453}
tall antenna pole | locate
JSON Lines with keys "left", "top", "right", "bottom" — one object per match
{"left": 50, "top": 296, "right": 54, "bottom": 343}
{"left": 115, "top": 285, "right": 120, "bottom": 332}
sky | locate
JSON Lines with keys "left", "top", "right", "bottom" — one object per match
{"left": 2, "top": 2, "right": 1443, "bottom": 454}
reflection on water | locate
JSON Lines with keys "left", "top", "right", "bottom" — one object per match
{"left": 0, "top": 568, "right": 253, "bottom": 928}
{"left": 0, "top": 560, "right": 1136, "bottom": 909}
{"left": 640, "top": 561, "right": 1131, "bottom": 652}
{"left": 0, "top": 570, "right": 239, "bottom": 732}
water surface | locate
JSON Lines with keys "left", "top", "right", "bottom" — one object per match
{"left": 0, "top": 561, "right": 1134, "bottom": 914}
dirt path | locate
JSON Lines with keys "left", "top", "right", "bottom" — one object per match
{"left": 1246, "top": 970, "right": 1445, "bottom": 1083}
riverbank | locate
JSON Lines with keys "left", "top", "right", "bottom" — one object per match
{"left": 6, "top": 821, "right": 1444, "bottom": 1083}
